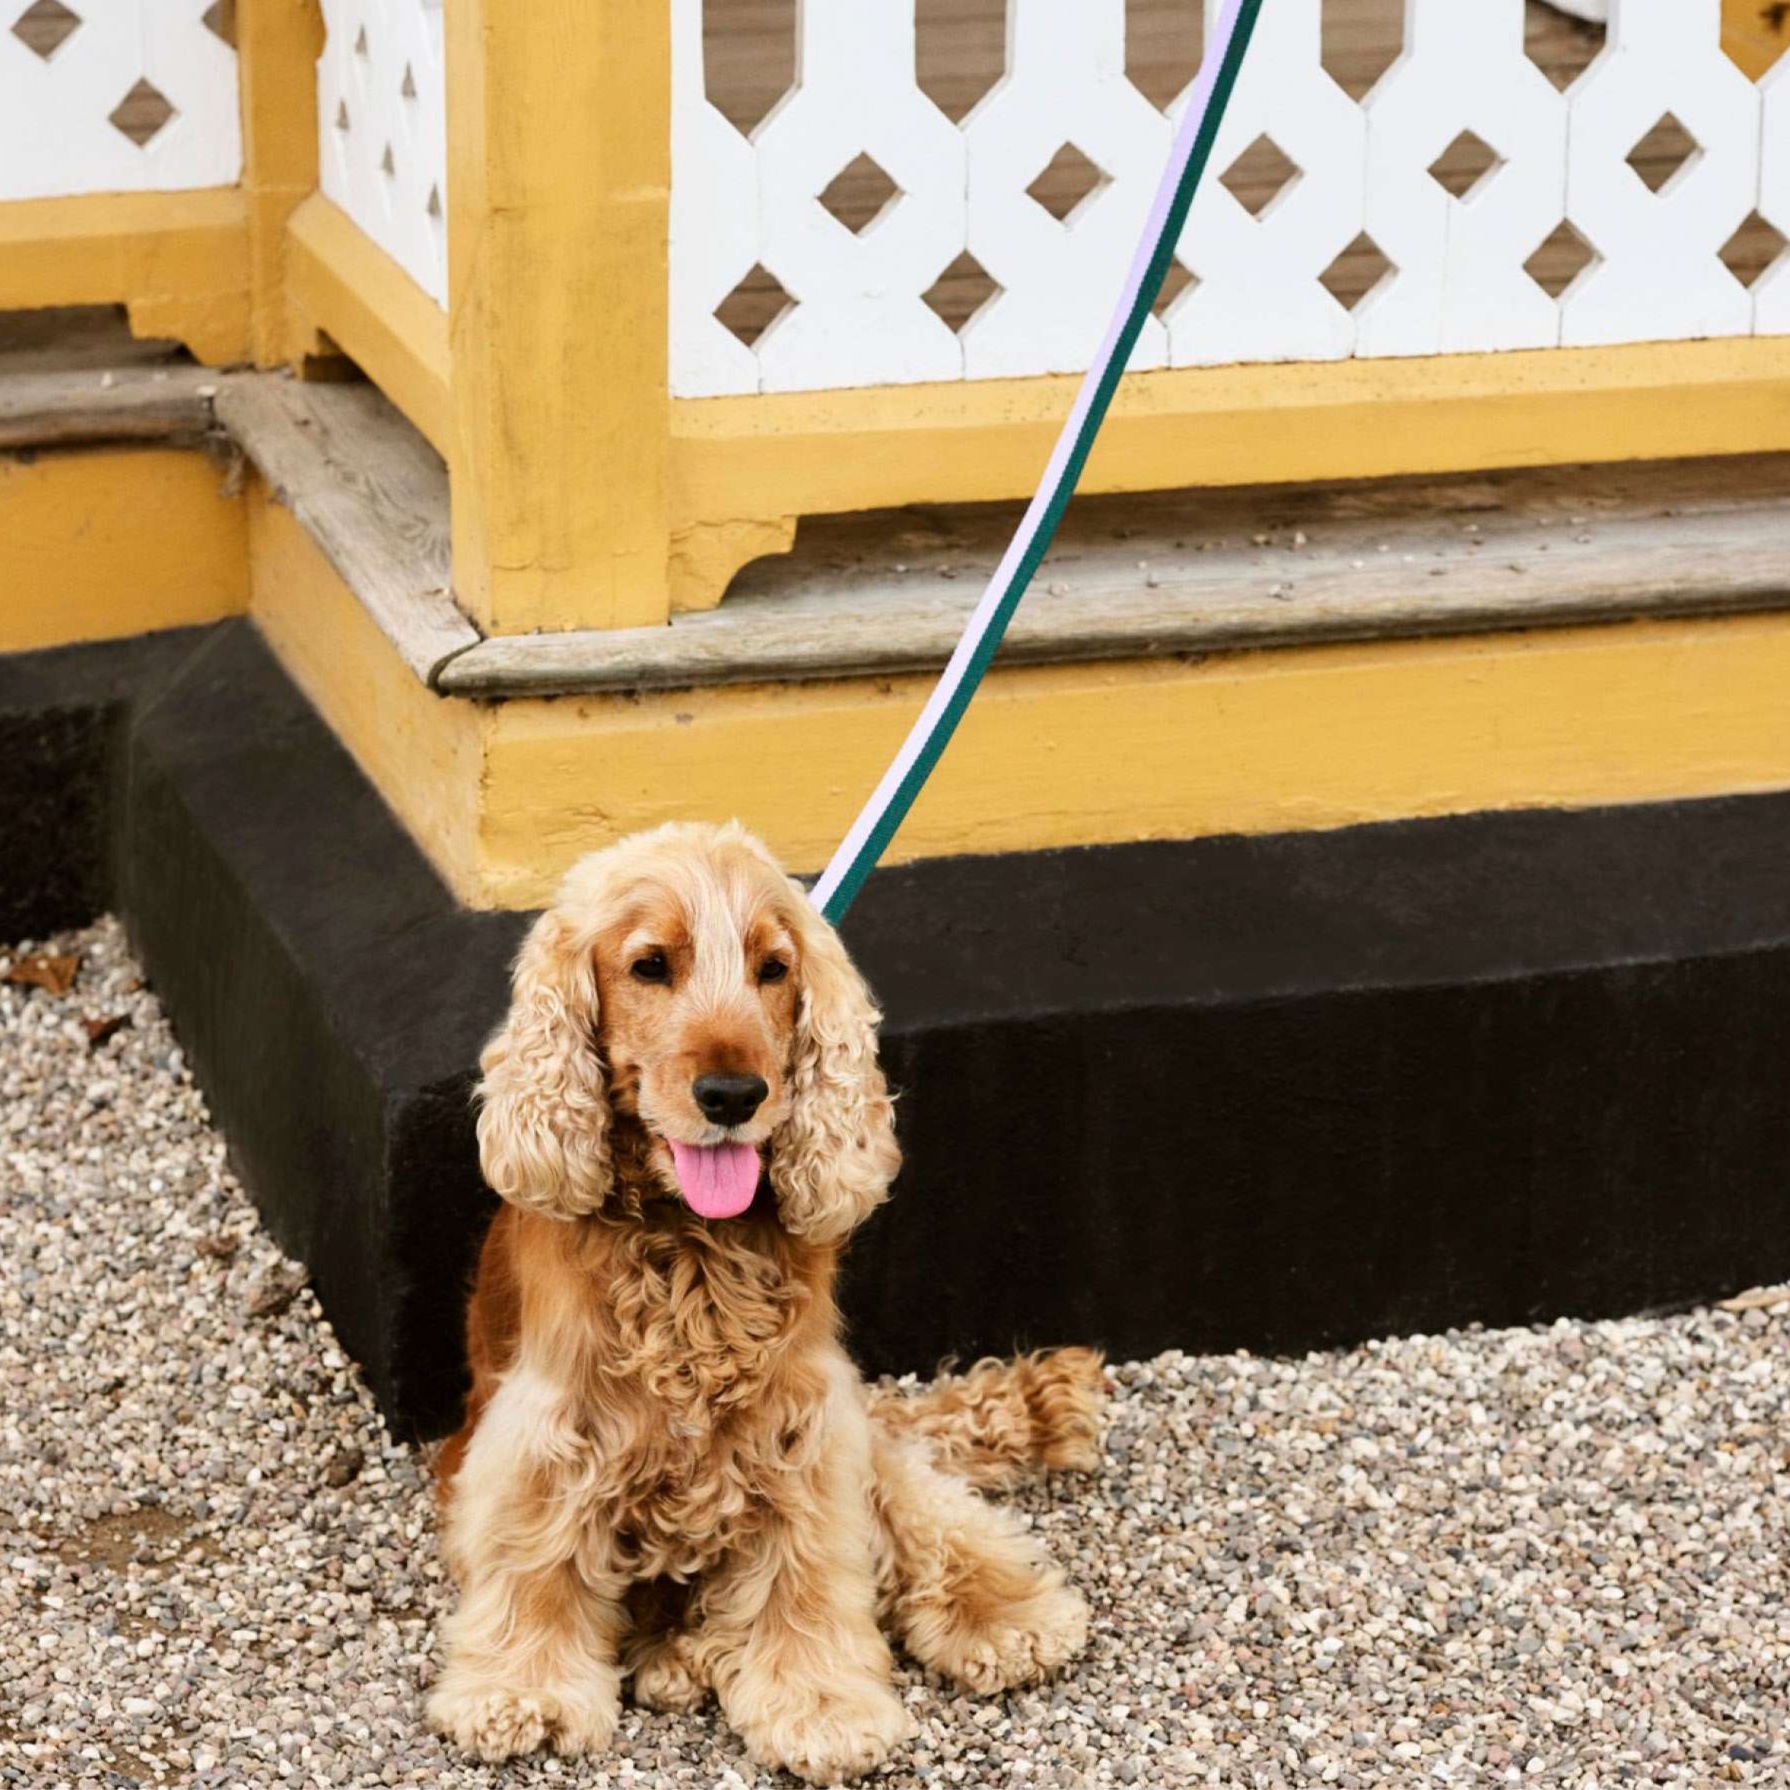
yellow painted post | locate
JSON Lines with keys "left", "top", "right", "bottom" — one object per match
{"left": 236, "top": 0, "right": 325, "bottom": 366}
{"left": 444, "top": 0, "right": 672, "bottom": 634}
{"left": 1723, "top": 0, "right": 1789, "bottom": 78}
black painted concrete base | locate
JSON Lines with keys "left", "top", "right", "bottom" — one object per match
{"left": 6, "top": 620, "right": 1790, "bottom": 1437}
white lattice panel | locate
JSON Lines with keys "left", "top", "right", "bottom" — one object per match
{"left": 0, "top": 0, "right": 240, "bottom": 201}
{"left": 666, "top": 0, "right": 1789, "bottom": 396}
{"left": 317, "top": 0, "right": 448, "bottom": 306}
{"left": 1757, "top": 52, "right": 1790, "bottom": 333}
{"left": 1169, "top": 0, "right": 1363, "bottom": 367}
{"left": 1562, "top": 0, "right": 1758, "bottom": 345}
{"left": 669, "top": 0, "right": 759, "bottom": 398}
{"left": 751, "top": 1, "right": 965, "bottom": 393}
{"left": 959, "top": 2, "right": 1169, "bottom": 379}
{"left": 1357, "top": 0, "right": 1568, "bottom": 356}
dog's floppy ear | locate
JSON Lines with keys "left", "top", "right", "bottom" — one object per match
{"left": 476, "top": 908, "right": 611, "bottom": 1219}
{"left": 769, "top": 898, "right": 900, "bottom": 1245}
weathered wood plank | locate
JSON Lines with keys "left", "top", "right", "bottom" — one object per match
{"left": 437, "top": 455, "right": 1790, "bottom": 696}
{"left": 0, "top": 363, "right": 219, "bottom": 451}
{"left": 214, "top": 374, "right": 478, "bottom": 685}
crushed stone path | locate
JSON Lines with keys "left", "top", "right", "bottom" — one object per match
{"left": 1, "top": 918, "right": 1787, "bottom": 1787}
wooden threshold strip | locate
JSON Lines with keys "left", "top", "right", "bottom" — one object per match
{"left": 439, "top": 455, "right": 1790, "bottom": 696}
{"left": 214, "top": 374, "right": 477, "bottom": 685}
{"left": 0, "top": 362, "right": 220, "bottom": 452}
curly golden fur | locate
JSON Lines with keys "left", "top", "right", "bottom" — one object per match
{"left": 426, "top": 822, "right": 1104, "bottom": 1781}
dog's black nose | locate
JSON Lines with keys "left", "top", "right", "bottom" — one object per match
{"left": 693, "top": 1072, "right": 768, "bottom": 1127}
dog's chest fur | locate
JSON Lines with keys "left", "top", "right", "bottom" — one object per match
{"left": 563, "top": 1210, "right": 832, "bottom": 1580}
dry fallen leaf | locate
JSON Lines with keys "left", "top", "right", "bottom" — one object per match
{"left": 83, "top": 1013, "right": 131, "bottom": 1050}
{"left": 3, "top": 951, "right": 81, "bottom": 997}
{"left": 1719, "top": 1285, "right": 1790, "bottom": 1313}
{"left": 324, "top": 1446, "right": 365, "bottom": 1488}
{"left": 246, "top": 1268, "right": 307, "bottom": 1319}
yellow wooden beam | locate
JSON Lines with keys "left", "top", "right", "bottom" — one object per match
{"left": 672, "top": 338, "right": 1790, "bottom": 531}
{"left": 474, "top": 614, "right": 1790, "bottom": 908}
{"left": 238, "top": 0, "right": 324, "bottom": 367}
{"left": 445, "top": 0, "right": 673, "bottom": 633}
{"left": 284, "top": 193, "right": 452, "bottom": 456}
{"left": 1723, "top": 0, "right": 1788, "bottom": 77}
{"left": 241, "top": 499, "right": 1790, "bottom": 912}
{"left": 0, "top": 447, "right": 246, "bottom": 654}
{"left": 245, "top": 479, "right": 484, "bottom": 899}
{"left": 0, "top": 189, "right": 249, "bottom": 365}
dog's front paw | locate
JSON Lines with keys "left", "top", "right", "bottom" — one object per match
{"left": 738, "top": 1677, "right": 914, "bottom": 1784}
{"left": 935, "top": 1575, "right": 1089, "bottom": 1694}
{"left": 427, "top": 1676, "right": 618, "bottom": 1763}
{"left": 631, "top": 1632, "right": 709, "bottom": 1713}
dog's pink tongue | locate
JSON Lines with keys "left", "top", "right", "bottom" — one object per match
{"left": 668, "top": 1140, "right": 761, "bottom": 1219}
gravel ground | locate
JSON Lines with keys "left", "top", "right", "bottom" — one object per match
{"left": 2, "top": 918, "right": 1789, "bottom": 1788}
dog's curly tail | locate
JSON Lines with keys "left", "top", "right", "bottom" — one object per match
{"left": 867, "top": 1347, "right": 1106, "bottom": 1491}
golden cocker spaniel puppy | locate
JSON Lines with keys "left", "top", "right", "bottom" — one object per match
{"left": 427, "top": 821, "right": 1103, "bottom": 1783}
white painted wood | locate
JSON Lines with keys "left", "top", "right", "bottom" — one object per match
{"left": 1755, "top": 51, "right": 1790, "bottom": 334}
{"left": 959, "top": 1, "right": 1170, "bottom": 378}
{"left": 656, "top": 0, "right": 1789, "bottom": 394}
{"left": 1562, "top": 0, "right": 1758, "bottom": 346}
{"left": 0, "top": 0, "right": 241, "bottom": 200}
{"left": 1358, "top": 0, "right": 1569, "bottom": 356}
{"left": 751, "top": 0, "right": 966, "bottom": 393}
{"left": 669, "top": 0, "right": 760, "bottom": 397}
{"left": 1170, "top": 0, "right": 1364, "bottom": 367}
{"left": 317, "top": 0, "right": 448, "bottom": 306}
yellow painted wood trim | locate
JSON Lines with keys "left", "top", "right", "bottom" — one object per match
{"left": 474, "top": 612, "right": 1790, "bottom": 909}
{"left": 446, "top": 0, "right": 673, "bottom": 634}
{"left": 0, "top": 447, "right": 247, "bottom": 653}
{"left": 246, "top": 477, "right": 484, "bottom": 902}
{"left": 0, "top": 188, "right": 249, "bottom": 365}
{"left": 1723, "top": 0, "right": 1787, "bottom": 77}
{"left": 238, "top": 0, "right": 324, "bottom": 367}
{"left": 671, "top": 338, "right": 1790, "bottom": 528}
{"left": 284, "top": 193, "right": 452, "bottom": 456}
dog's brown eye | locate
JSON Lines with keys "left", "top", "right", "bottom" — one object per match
{"left": 631, "top": 951, "right": 670, "bottom": 984}
{"left": 758, "top": 958, "right": 788, "bottom": 984}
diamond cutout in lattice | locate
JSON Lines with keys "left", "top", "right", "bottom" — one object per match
{"left": 11, "top": 0, "right": 80, "bottom": 60}
{"left": 818, "top": 154, "right": 901, "bottom": 237}
{"left": 1152, "top": 260, "right": 1198, "bottom": 321}
{"left": 1429, "top": 131, "right": 1503, "bottom": 203}
{"left": 1027, "top": 144, "right": 1109, "bottom": 225}
{"left": 201, "top": 0, "right": 235, "bottom": 49}
{"left": 1720, "top": 211, "right": 1790, "bottom": 290}
{"left": 1318, "top": 232, "right": 1393, "bottom": 311}
{"left": 921, "top": 252, "right": 1001, "bottom": 335}
{"left": 716, "top": 263, "right": 795, "bottom": 350}
{"left": 1220, "top": 135, "right": 1300, "bottom": 221}
{"left": 1626, "top": 112, "right": 1701, "bottom": 195}
{"left": 915, "top": 0, "right": 1005, "bottom": 124}
{"left": 1524, "top": 220, "right": 1597, "bottom": 298}
{"left": 705, "top": 0, "right": 793, "bottom": 137}
{"left": 109, "top": 79, "right": 176, "bottom": 149}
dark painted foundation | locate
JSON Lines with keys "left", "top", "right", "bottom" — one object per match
{"left": 5, "top": 619, "right": 1790, "bottom": 1437}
